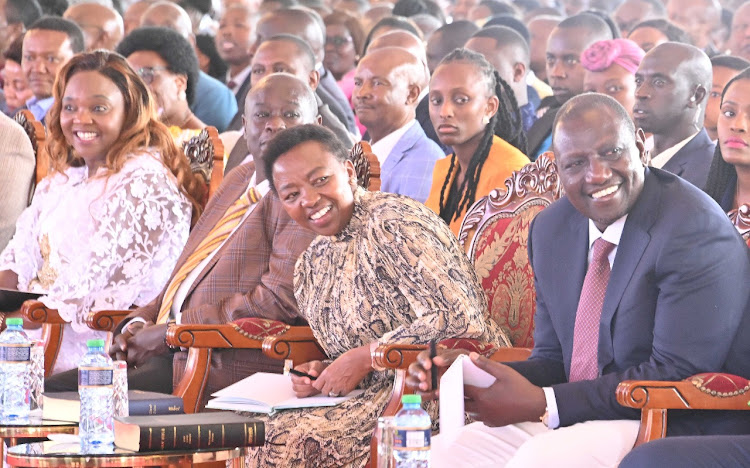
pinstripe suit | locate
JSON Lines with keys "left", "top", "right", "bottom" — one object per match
{"left": 120, "top": 162, "right": 317, "bottom": 397}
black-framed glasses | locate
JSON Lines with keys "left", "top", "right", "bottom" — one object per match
{"left": 326, "top": 35, "right": 352, "bottom": 47}
{"left": 135, "top": 66, "right": 168, "bottom": 84}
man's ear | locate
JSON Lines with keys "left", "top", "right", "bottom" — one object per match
{"left": 635, "top": 127, "right": 650, "bottom": 165}
{"left": 406, "top": 83, "right": 420, "bottom": 105}
{"left": 513, "top": 62, "right": 527, "bottom": 84}
{"left": 316, "top": 113, "right": 322, "bottom": 125}
{"left": 309, "top": 69, "right": 320, "bottom": 90}
{"left": 689, "top": 85, "right": 707, "bottom": 107}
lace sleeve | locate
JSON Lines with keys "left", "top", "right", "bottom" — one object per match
{"left": 0, "top": 177, "right": 55, "bottom": 288}
{"left": 41, "top": 165, "right": 191, "bottom": 332}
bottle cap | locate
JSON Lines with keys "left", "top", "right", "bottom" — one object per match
{"left": 402, "top": 394, "right": 422, "bottom": 404}
{"left": 87, "top": 339, "right": 105, "bottom": 348}
{"left": 5, "top": 318, "right": 22, "bottom": 326}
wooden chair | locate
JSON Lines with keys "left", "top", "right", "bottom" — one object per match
{"left": 350, "top": 140, "right": 381, "bottom": 191}
{"left": 728, "top": 203, "right": 750, "bottom": 246}
{"left": 13, "top": 109, "right": 48, "bottom": 189}
{"left": 183, "top": 126, "right": 224, "bottom": 202}
{"left": 616, "top": 372, "right": 750, "bottom": 447}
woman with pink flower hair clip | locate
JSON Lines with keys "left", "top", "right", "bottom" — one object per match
{"left": 581, "top": 38, "right": 645, "bottom": 120}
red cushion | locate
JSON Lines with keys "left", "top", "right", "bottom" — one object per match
{"left": 472, "top": 203, "right": 544, "bottom": 347}
{"left": 439, "top": 338, "right": 498, "bottom": 358}
{"left": 231, "top": 318, "right": 290, "bottom": 339}
{"left": 689, "top": 373, "right": 750, "bottom": 396}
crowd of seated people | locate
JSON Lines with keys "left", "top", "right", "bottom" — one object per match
{"left": 0, "top": 0, "right": 748, "bottom": 466}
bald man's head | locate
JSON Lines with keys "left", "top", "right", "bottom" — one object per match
{"left": 244, "top": 73, "right": 319, "bottom": 168}
{"left": 64, "top": 2, "right": 124, "bottom": 51}
{"left": 634, "top": 42, "right": 712, "bottom": 140}
{"left": 366, "top": 30, "right": 428, "bottom": 86}
{"left": 257, "top": 8, "right": 325, "bottom": 64}
{"left": 354, "top": 47, "right": 426, "bottom": 141}
{"left": 141, "top": 1, "right": 193, "bottom": 40}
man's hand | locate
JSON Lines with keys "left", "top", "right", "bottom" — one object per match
{"left": 290, "top": 361, "right": 328, "bottom": 397}
{"left": 312, "top": 345, "right": 371, "bottom": 397}
{"left": 109, "top": 321, "right": 147, "bottom": 361}
{"left": 405, "top": 348, "right": 469, "bottom": 400}
{"left": 463, "top": 352, "right": 546, "bottom": 427}
{"left": 123, "top": 323, "right": 169, "bottom": 367}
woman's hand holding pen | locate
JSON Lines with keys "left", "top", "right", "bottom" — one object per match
{"left": 312, "top": 345, "right": 372, "bottom": 399}
{"left": 291, "top": 361, "right": 328, "bottom": 397}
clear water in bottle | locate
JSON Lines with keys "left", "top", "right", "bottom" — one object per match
{"left": 392, "top": 394, "right": 431, "bottom": 468}
{"left": 78, "top": 339, "right": 114, "bottom": 449}
{"left": 0, "top": 317, "right": 31, "bottom": 422}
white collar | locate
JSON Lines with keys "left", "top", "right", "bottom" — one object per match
{"left": 370, "top": 120, "right": 416, "bottom": 166}
{"left": 588, "top": 214, "right": 628, "bottom": 250}
{"left": 650, "top": 132, "right": 698, "bottom": 169}
{"left": 227, "top": 64, "right": 253, "bottom": 94}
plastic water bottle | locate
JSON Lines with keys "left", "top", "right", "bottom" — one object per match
{"left": 78, "top": 339, "right": 114, "bottom": 449}
{"left": 0, "top": 317, "right": 31, "bottom": 422}
{"left": 392, "top": 394, "right": 431, "bottom": 468}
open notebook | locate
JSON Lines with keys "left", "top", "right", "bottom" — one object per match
{"left": 206, "top": 372, "right": 363, "bottom": 414}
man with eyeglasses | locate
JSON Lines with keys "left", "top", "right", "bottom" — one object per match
{"left": 0, "top": 0, "right": 41, "bottom": 68}
{"left": 63, "top": 2, "right": 124, "bottom": 52}
{"left": 20, "top": 16, "right": 84, "bottom": 125}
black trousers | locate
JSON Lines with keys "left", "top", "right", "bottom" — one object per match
{"left": 44, "top": 352, "right": 174, "bottom": 393}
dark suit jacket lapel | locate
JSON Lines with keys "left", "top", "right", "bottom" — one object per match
{"left": 558, "top": 204, "right": 589, "bottom": 347}
{"left": 661, "top": 129, "right": 712, "bottom": 176}
{"left": 598, "top": 168, "right": 657, "bottom": 364}
{"left": 226, "top": 74, "right": 253, "bottom": 131}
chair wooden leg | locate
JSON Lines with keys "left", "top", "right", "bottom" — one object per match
{"left": 633, "top": 409, "right": 667, "bottom": 447}
{"left": 173, "top": 348, "right": 212, "bottom": 414}
{"left": 41, "top": 323, "right": 63, "bottom": 378}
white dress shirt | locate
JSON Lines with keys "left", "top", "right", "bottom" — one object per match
{"left": 370, "top": 120, "right": 417, "bottom": 166}
{"left": 226, "top": 65, "right": 252, "bottom": 95}
{"left": 649, "top": 132, "right": 698, "bottom": 169}
{"left": 542, "top": 214, "right": 628, "bottom": 429}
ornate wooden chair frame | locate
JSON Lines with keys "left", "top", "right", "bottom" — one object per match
{"left": 617, "top": 373, "right": 750, "bottom": 447}
{"left": 728, "top": 203, "right": 750, "bottom": 245}
{"left": 14, "top": 109, "right": 48, "bottom": 191}
{"left": 183, "top": 126, "right": 224, "bottom": 202}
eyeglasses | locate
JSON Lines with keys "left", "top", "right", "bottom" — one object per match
{"left": 135, "top": 66, "right": 168, "bottom": 84}
{"left": 326, "top": 35, "right": 353, "bottom": 48}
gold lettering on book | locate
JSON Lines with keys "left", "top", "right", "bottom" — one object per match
{"left": 208, "top": 429, "right": 215, "bottom": 446}
{"left": 160, "top": 428, "right": 166, "bottom": 450}
{"left": 169, "top": 405, "right": 180, "bottom": 411}
{"left": 149, "top": 404, "right": 156, "bottom": 414}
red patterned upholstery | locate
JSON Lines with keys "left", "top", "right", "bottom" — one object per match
{"left": 471, "top": 202, "right": 544, "bottom": 347}
{"left": 689, "top": 373, "right": 750, "bottom": 396}
{"left": 231, "top": 317, "right": 290, "bottom": 339}
{"left": 439, "top": 338, "right": 499, "bottom": 358}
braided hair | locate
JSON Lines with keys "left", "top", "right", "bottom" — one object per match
{"left": 704, "top": 68, "right": 750, "bottom": 205}
{"left": 436, "top": 48, "right": 527, "bottom": 225}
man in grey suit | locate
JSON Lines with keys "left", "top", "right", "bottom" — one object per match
{"left": 634, "top": 42, "right": 715, "bottom": 188}
{"left": 408, "top": 94, "right": 750, "bottom": 466}
{"left": 0, "top": 112, "right": 35, "bottom": 251}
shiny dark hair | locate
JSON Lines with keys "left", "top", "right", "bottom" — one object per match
{"left": 263, "top": 124, "right": 349, "bottom": 193}
{"left": 28, "top": 16, "right": 84, "bottom": 53}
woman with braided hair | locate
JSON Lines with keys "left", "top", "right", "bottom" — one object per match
{"left": 425, "top": 48, "right": 530, "bottom": 235}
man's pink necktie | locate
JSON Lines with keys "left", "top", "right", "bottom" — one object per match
{"left": 569, "top": 238, "right": 616, "bottom": 382}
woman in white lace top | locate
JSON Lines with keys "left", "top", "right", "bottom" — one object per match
{"left": 0, "top": 51, "right": 204, "bottom": 374}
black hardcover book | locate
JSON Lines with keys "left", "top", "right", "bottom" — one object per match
{"left": 43, "top": 390, "right": 184, "bottom": 422}
{"left": 114, "top": 413, "right": 264, "bottom": 451}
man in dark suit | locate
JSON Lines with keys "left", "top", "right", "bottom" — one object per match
{"left": 252, "top": 8, "right": 358, "bottom": 136}
{"left": 45, "top": 74, "right": 319, "bottom": 399}
{"left": 526, "top": 13, "right": 612, "bottom": 160}
{"left": 408, "top": 93, "right": 750, "bottom": 466}
{"left": 634, "top": 42, "right": 715, "bottom": 188}
{"left": 217, "top": 4, "right": 256, "bottom": 132}
{"left": 620, "top": 435, "right": 750, "bottom": 467}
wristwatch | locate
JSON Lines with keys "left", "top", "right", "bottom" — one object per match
{"left": 370, "top": 341, "right": 385, "bottom": 371}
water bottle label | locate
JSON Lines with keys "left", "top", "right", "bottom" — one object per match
{"left": 79, "top": 367, "right": 113, "bottom": 387}
{"left": 393, "top": 428, "right": 431, "bottom": 451}
{"left": 0, "top": 344, "right": 31, "bottom": 362}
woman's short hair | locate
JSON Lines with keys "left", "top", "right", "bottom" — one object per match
{"left": 195, "top": 33, "right": 229, "bottom": 81}
{"left": 324, "top": 11, "right": 366, "bottom": 56}
{"left": 629, "top": 19, "right": 692, "bottom": 45}
{"left": 263, "top": 124, "right": 349, "bottom": 193}
{"left": 46, "top": 50, "right": 204, "bottom": 220}
{"left": 3, "top": 34, "right": 24, "bottom": 64}
{"left": 116, "top": 26, "right": 200, "bottom": 105}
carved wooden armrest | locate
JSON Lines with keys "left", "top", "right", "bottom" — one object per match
{"left": 86, "top": 309, "right": 132, "bottom": 332}
{"left": 373, "top": 344, "right": 427, "bottom": 371}
{"left": 167, "top": 323, "right": 267, "bottom": 349}
{"left": 372, "top": 341, "right": 533, "bottom": 371}
{"left": 617, "top": 373, "right": 750, "bottom": 447}
{"left": 21, "top": 301, "right": 66, "bottom": 324}
{"left": 261, "top": 327, "right": 326, "bottom": 364}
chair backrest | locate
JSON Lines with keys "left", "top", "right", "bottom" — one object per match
{"left": 350, "top": 141, "right": 381, "bottom": 191}
{"left": 183, "top": 126, "right": 224, "bottom": 202}
{"left": 728, "top": 203, "right": 750, "bottom": 247}
{"left": 457, "top": 154, "right": 562, "bottom": 347}
{"left": 14, "top": 110, "right": 48, "bottom": 187}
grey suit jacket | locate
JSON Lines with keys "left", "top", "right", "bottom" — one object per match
{"left": 0, "top": 112, "right": 35, "bottom": 251}
{"left": 660, "top": 128, "right": 715, "bottom": 189}
{"left": 511, "top": 168, "right": 750, "bottom": 436}
{"left": 120, "top": 163, "right": 317, "bottom": 397}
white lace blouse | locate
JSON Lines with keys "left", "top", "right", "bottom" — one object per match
{"left": 0, "top": 150, "right": 191, "bottom": 372}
